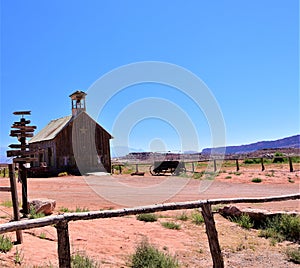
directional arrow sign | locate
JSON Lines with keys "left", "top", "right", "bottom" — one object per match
{"left": 13, "top": 120, "right": 31, "bottom": 125}
{"left": 11, "top": 126, "right": 36, "bottom": 130}
{"left": 7, "top": 150, "right": 35, "bottom": 157}
{"left": 10, "top": 133, "right": 34, "bottom": 138}
{"left": 13, "top": 111, "right": 31, "bottom": 115}
{"left": 9, "top": 144, "right": 30, "bottom": 149}
{"left": 13, "top": 157, "right": 37, "bottom": 163}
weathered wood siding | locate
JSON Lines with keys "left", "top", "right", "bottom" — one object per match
{"left": 30, "top": 112, "right": 111, "bottom": 176}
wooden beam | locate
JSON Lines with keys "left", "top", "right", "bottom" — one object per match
{"left": 261, "top": 158, "right": 265, "bottom": 171}
{"left": 13, "top": 120, "right": 31, "bottom": 125}
{"left": 19, "top": 166, "right": 29, "bottom": 216}
{"left": 0, "top": 193, "right": 299, "bottom": 234}
{"left": 235, "top": 159, "right": 239, "bottom": 172}
{"left": 13, "top": 157, "right": 37, "bottom": 163}
{"left": 55, "top": 221, "right": 71, "bottom": 268}
{"left": 201, "top": 203, "right": 224, "bottom": 268}
{"left": 9, "top": 164, "right": 22, "bottom": 244}
{"left": 11, "top": 125, "right": 36, "bottom": 130}
{"left": 10, "top": 129, "right": 35, "bottom": 135}
{"left": 13, "top": 111, "right": 31, "bottom": 115}
{"left": 9, "top": 144, "right": 30, "bottom": 149}
{"left": 7, "top": 150, "right": 35, "bottom": 157}
{"left": 289, "top": 157, "right": 294, "bottom": 172}
{"left": 10, "top": 133, "right": 34, "bottom": 138}
{"left": 0, "top": 187, "right": 11, "bottom": 192}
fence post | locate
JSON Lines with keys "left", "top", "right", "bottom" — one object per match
{"left": 8, "top": 164, "right": 22, "bottom": 244}
{"left": 261, "top": 158, "right": 265, "bottom": 171}
{"left": 192, "top": 162, "right": 195, "bottom": 173}
{"left": 3, "top": 168, "right": 6, "bottom": 177}
{"left": 288, "top": 157, "right": 293, "bottom": 172}
{"left": 201, "top": 203, "right": 224, "bottom": 268}
{"left": 56, "top": 221, "right": 71, "bottom": 268}
{"left": 213, "top": 160, "right": 217, "bottom": 173}
{"left": 235, "top": 159, "right": 239, "bottom": 172}
{"left": 20, "top": 165, "right": 29, "bottom": 216}
{"left": 119, "top": 165, "right": 122, "bottom": 174}
{"left": 135, "top": 164, "right": 138, "bottom": 173}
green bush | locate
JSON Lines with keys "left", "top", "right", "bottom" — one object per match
{"left": 136, "top": 213, "right": 158, "bottom": 222}
{"left": 0, "top": 235, "right": 13, "bottom": 253}
{"left": 1, "top": 200, "right": 13, "bottom": 208}
{"left": 29, "top": 205, "right": 45, "bottom": 219}
{"left": 191, "top": 211, "right": 204, "bottom": 225}
{"left": 192, "top": 172, "right": 204, "bottom": 179}
{"left": 176, "top": 212, "right": 189, "bottom": 221}
{"left": 161, "top": 222, "right": 181, "bottom": 230}
{"left": 286, "top": 247, "right": 300, "bottom": 264}
{"left": 75, "top": 207, "right": 89, "bottom": 212}
{"left": 244, "top": 158, "right": 261, "bottom": 164}
{"left": 251, "top": 177, "right": 262, "bottom": 183}
{"left": 129, "top": 239, "right": 179, "bottom": 268}
{"left": 71, "top": 252, "right": 100, "bottom": 268}
{"left": 230, "top": 214, "right": 254, "bottom": 229}
{"left": 259, "top": 215, "right": 300, "bottom": 243}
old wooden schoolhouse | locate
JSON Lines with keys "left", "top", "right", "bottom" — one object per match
{"left": 29, "top": 91, "right": 112, "bottom": 176}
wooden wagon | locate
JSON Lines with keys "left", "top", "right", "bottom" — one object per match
{"left": 149, "top": 160, "right": 186, "bottom": 176}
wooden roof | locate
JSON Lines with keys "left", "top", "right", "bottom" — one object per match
{"left": 29, "top": 112, "right": 112, "bottom": 144}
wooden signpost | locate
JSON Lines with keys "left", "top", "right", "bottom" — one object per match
{"left": 7, "top": 111, "right": 37, "bottom": 216}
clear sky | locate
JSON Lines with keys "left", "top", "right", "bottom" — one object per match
{"left": 0, "top": 1, "right": 299, "bottom": 155}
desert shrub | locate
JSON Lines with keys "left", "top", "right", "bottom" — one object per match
{"left": 191, "top": 211, "right": 204, "bottom": 225}
{"left": 59, "top": 206, "right": 70, "bottom": 212}
{"left": 39, "top": 232, "right": 46, "bottom": 239}
{"left": 1, "top": 200, "right": 13, "bottom": 208}
{"left": 75, "top": 207, "right": 89, "bottom": 212}
{"left": 251, "top": 177, "right": 262, "bottom": 183}
{"left": 29, "top": 205, "right": 45, "bottom": 219}
{"left": 192, "top": 172, "right": 204, "bottom": 179}
{"left": 0, "top": 235, "right": 13, "bottom": 253}
{"left": 71, "top": 252, "right": 100, "bottom": 268}
{"left": 244, "top": 158, "right": 262, "bottom": 164}
{"left": 161, "top": 222, "right": 181, "bottom": 230}
{"left": 129, "top": 239, "right": 179, "bottom": 268}
{"left": 259, "top": 215, "right": 300, "bottom": 243}
{"left": 136, "top": 213, "right": 158, "bottom": 222}
{"left": 176, "top": 211, "right": 189, "bottom": 221}
{"left": 225, "top": 176, "right": 232, "bottom": 179}
{"left": 244, "top": 159, "right": 253, "bottom": 164}
{"left": 230, "top": 214, "right": 254, "bottom": 229}
{"left": 290, "top": 156, "right": 300, "bottom": 163}
{"left": 14, "top": 247, "right": 24, "bottom": 265}
{"left": 286, "top": 247, "right": 300, "bottom": 264}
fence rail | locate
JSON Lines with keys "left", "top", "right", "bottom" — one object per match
{"left": 0, "top": 193, "right": 299, "bottom": 268}
{"left": 112, "top": 155, "right": 300, "bottom": 174}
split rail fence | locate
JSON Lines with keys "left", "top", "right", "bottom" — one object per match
{"left": 112, "top": 155, "right": 300, "bottom": 174}
{"left": 0, "top": 193, "right": 299, "bottom": 268}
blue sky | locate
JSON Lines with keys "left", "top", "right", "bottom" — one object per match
{"left": 0, "top": 1, "right": 299, "bottom": 154}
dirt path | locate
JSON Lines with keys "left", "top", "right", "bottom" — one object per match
{"left": 0, "top": 169, "right": 299, "bottom": 267}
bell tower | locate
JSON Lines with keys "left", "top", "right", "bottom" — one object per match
{"left": 69, "top": 90, "right": 87, "bottom": 117}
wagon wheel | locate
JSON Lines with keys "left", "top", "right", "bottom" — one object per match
{"left": 149, "top": 165, "right": 158, "bottom": 176}
{"left": 171, "top": 168, "right": 177, "bottom": 176}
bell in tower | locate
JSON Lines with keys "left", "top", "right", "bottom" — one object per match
{"left": 69, "top": 90, "right": 87, "bottom": 117}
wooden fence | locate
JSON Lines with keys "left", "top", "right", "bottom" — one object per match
{"left": 112, "top": 155, "right": 300, "bottom": 174}
{"left": 0, "top": 193, "right": 299, "bottom": 268}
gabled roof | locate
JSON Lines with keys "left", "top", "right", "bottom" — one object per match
{"left": 29, "top": 112, "right": 112, "bottom": 144}
{"left": 29, "top": 116, "right": 72, "bottom": 144}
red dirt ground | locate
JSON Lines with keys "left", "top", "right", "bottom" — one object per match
{"left": 0, "top": 166, "right": 299, "bottom": 267}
